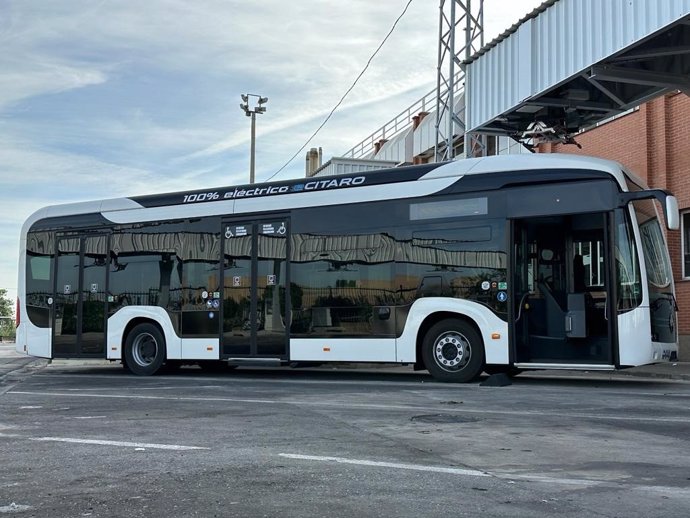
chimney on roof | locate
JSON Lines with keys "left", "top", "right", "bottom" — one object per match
{"left": 305, "top": 147, "right": 323, "bottom": 177}
{"left": 413, "top": 111, "right": 429, "bottom": 130}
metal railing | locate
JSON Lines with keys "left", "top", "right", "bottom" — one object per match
{"left": 341, "top": 75, "right": 465, "bottom": 160}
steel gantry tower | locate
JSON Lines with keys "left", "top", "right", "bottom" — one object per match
{"left": 435, "top": 0, "right": 484, "bottom": 161}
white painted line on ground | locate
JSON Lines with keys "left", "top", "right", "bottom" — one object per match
{"left": 7, "top": 390, "right": 690, "bottom": 424}
{"left": 9, "top": 390, "right": 279, "bottom": 405}
{"left": 0, "top": 503, "right": 33, "bottom": 514}
{"left": 56, "top": 386, "right": 188, "bottom": 392}
{"left": 72, "top": 416, "right": 107, "bottom": 420}
{"left": 33, "top": 372, "right": 431, "bottom": 388}
{"left": 279, "top": 453, "right": 489, "bottom": 477}
{"left": 0, "top": 432, "right": 209, "bottom": 451}
{"left": 279, "top": 453, "right": 594, "bottom": 487}
{"left": 29, "top": 371, "right": 690, "bottom": 396}
{"left": 279, "top": 453, "right": 690, "bottom": 494}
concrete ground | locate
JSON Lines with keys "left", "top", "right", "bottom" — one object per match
{"left": 2, "top": 343, "right": 690, "bottom": 517}
{"left": 6, "top": 347, "right": 690, "bottom": 382}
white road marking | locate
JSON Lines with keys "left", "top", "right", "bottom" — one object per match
{"left": 7, "top": 390, "right": 690, "bottom": 424}
{"left": 279, "top": 453, "right": 489, "bottom": 477}
{"left": 280, "top": 453, "right": 593, "bottom": 487}
{"left": 72, "top": 416, "right": 107, "bottom": 420}
{"left": 0, "top": 503, "right": 33, "bottom": 514}
{"left": 56, "top": 386, "right": 191, "bottom": 392}
{"left": 279, "top": 453, "right": 690, "bottom": 495}
{"left": 0, "top": 432, "right": 209, "bottom": 451}
{"left": 29, "top": 371, "right": 690, "bottom": 396}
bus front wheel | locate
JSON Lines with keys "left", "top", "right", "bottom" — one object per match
{"left": 124, "top": 323, "right": 166, "bottom": 376}
{"left": 422, "top": 319, "right": 484, "bottom": 383}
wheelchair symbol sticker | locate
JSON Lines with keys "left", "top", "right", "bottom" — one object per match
{"left": 277, "top": 222, "right": 287, "bottom": 235}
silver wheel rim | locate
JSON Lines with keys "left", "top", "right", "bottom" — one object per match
{"left": 433, "top": 331, "right": 471, "bottom": 372}
{"left": 132, "top": 332, "right": 158, "bottom": 367}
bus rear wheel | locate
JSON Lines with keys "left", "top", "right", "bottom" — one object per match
{"left": 124, "top": 323, "right": 166, "bottom": 376}
{"left": 422, "top": 319, "right": 484, "bottom": 383}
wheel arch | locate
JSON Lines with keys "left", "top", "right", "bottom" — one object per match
{"left": 415, "top": 312, "right": 484, "bottom": 371}
{"left": 107, "top": 306, "right": 181, "bottom": 360}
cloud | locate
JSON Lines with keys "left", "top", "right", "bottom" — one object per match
{"left": 0, "top": 60, "right": 107, "bottom": 110}
{"left": 0, "top": 0, "right": 544, "bottom": 299}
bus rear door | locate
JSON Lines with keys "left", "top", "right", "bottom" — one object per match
{"left": 53, "top": 234, "right": 109, "bottom": 358}
{"left": 221, "top": 218, "right": 289, "bottom": 359}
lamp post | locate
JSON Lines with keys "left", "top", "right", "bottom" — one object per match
{"left": 240, "top": 94, "right": 268, "bottom": 184}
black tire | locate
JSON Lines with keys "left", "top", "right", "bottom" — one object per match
{"left": 422, "top": 318, "right": 484, "bottom": 383}
{"left": 124, "top": 323, "right": 166, "bottom": 376}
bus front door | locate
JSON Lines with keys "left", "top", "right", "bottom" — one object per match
{"left": 53, "top": 234, "right": 108, "bottom": 358}
{"left": 512, "top": 214, "right": 615, "bottom": 366}
{"left": 221, "top": 218, "right": 289, "bottom": 359}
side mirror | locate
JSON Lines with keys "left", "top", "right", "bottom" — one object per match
{"left": 666, "top": 195, "right": 679, "bottom": 230}
{"left": 620, "top": 190, "right": 680, "bottom": 231}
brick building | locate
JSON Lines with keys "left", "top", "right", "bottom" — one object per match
{"left": 538, "top": 92, "right": 690, "bottom": 359}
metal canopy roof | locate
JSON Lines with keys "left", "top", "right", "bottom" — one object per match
{"left": 464, "top": 0, "right": 690, "bottom": 144}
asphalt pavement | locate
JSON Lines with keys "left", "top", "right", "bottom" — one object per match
{"left": 0, "top": 344, "right": 48, "bottom": 391}
{"left": 2, "top": 342, "right": 690, "bottom": 384}
{"left": 2, "top": 348, "right": 690, "bottom": 517}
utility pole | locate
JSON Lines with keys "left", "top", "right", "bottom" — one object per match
{"left": 240, "top": 94, "right": 268, "bottom": 184}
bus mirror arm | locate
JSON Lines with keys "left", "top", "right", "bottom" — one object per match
{"left": 619, "top": 189, "right": 679, "bottom": 231}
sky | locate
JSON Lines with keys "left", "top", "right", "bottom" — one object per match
{"left": 0, "top": 0, "right": 544, "bottom": 303}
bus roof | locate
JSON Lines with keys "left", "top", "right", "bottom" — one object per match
{"left": 22, "top": 153, "right": 642, "bottom": 235}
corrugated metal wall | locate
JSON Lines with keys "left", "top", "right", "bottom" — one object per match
{"left": 466, "top": 0, "right": 690, "bottom": 131}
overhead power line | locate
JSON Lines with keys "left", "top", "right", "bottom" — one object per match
{"left": 265, "top": 0, "right": 415, "bottom": 182}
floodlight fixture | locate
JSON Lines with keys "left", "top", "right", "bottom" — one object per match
{"left": 239, "top": 93, "right": 269, "bottom": 184}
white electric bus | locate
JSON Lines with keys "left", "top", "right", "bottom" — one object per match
{"left": 16, "top": 154, "right": 679, "bottom": 382}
